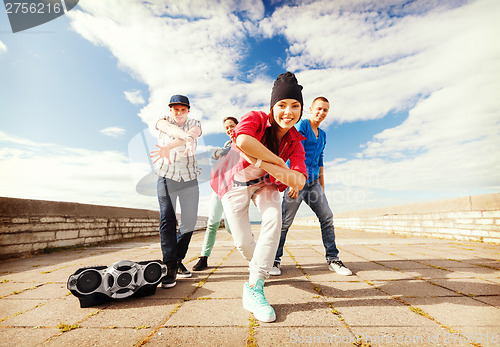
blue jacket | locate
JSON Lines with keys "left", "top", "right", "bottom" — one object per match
{"left": 296, "top": 119, "right": 325, "bottom": 184}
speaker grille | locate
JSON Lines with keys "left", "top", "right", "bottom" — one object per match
{"left": 76, "top": 270, "right": 102, "bottom": 294}
{"left": 144, "top": 263, "right": 162, "bottom": 283}
{"left": 117, "top": 273, "right": 133, "bottom": 287}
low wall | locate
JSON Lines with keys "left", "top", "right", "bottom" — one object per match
{"left": 0, "top": 197, "right": 207, "bottom": 260}
{"left": 296, "top": 193, "right": 500, "bottom": 243}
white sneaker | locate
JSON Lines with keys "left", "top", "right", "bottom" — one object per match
{"left": 243, "top": 279, "right": 276, "bottom": 322}
{"left": 269, "top": 261, "right": 281, "bottom": 276}
{"left": 328, "top": 260, "right": 352, "bottom": 276}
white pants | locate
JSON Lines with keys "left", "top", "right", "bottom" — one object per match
{"left": 221, "top": 183, "right": 282, "bottom": 284}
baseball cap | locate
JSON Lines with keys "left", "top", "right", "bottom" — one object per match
{"left": 168, "top": 94, "right": 190, "bottom": 108}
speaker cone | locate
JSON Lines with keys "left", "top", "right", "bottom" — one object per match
{"left": 117, "top": 272, "right": 133, "bottom": 287}
{"left": 144, "top": 263, "right": 162, "bottom": 283}
{"left": 76, "top": 270, "right": 102, "bottom": 294}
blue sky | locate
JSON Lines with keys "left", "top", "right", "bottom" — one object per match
{"left": 1, "top": 0, "right": 499, "bottom": 218}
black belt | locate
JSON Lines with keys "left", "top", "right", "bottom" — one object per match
{"left": 234, "top": 174, "right": 269, "bottom": 186}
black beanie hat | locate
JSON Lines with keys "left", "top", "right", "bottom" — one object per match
{"left": 270, "top": 71, "right": 303, "bottom": 111}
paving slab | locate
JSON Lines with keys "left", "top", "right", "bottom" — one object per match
{"left": 357, "top": 268, "right": 418, "bottom": 281}
{"left": 191, "top": 279, "right": 243, "bottom": 299}
{"left": 270, "top": 300, "right": 346, "bottom": 327}
{"left": 451, "top": 266, "right": 500, "bottom": 280}
{"left": 0, "top": 281, "right": 41, "bottom": 298}
{"left": 256, "top": 326, "right": 354, "bottom": 347}
{"left": 369, "top": 279, "right": 461, "bottom": 298}
{"left": 164, "top": 298, "right": 250, "bottom": 327}
{"left": 0, "top": 298, "right": 47, "bottom": 321}
{"left": 80, "top": 298, "right": 180, "bottom": 328}
{"left": 0, "top": 327, "right": 60, "bottom": 347}
{"left": 474, "top": 295, "right": 500, "bottom": 307}
{"left": 403, "top": 296, "right": 500, "bottom": 327}
{"left": 314, "top": 280, "right": 385, "bottom": 299}
{"left": 5, "top": 282, "right": 67, "bottom": 300}
{"left": 147, "top": 326, "right": 248, "bottom": 346}
{"left": 44, "top": 327, "right": 154, "bottom": 346}
{"left": 431, "top": 278, "right": 500, "bottom": 296}
{"left": 0, "top": 297, "right": 96, "bottom": 327}
{"left": 349, "top": 326, "right": 460, "bottom": 347}
{"left": 399, "top": 267, "right": 460, "bottom": 279}
{"left": 0, "top": 225, "right": 498, "bottom": 346}
{"left": 332, "top": 297, "right": 438, "bottom": 327}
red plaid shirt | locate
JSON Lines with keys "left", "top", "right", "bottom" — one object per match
{"left": 210, "top": 111, "right": 307, "bottom": 198}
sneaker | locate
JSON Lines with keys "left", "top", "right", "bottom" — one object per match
{"left": 242, "top": 279, "right": 276, "bottom": 322}
{"left": 269, "top": 261, "right": 281, "bottom": 276}
{"left": 328, "top": 260, "right": 352, "bottom": 276}
{"left": 177, "top": 261, "right": 192, "bottom": 278}
{"left": 192, "top": 256, "right": 208, "bottom": 271}
{"left": 161, "top": 261, "right": 177, "bottom": 288}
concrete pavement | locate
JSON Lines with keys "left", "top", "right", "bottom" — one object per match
{"left": 0, "top": 226, "right": 499, "bottom": 346}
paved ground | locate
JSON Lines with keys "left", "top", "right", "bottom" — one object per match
{"left": 0, "top": 226, "right": 499, "bottom": 346}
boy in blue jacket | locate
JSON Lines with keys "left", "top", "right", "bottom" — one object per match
{"left": 270, "top": 96, "right": 352, "bottom": 276}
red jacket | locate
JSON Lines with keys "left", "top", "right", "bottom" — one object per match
{"left": 210, "top": 110, "right": 307, "bottom": 198}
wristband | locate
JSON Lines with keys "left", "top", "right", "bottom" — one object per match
{"left": 255, "top": 159, "right": 262, "bottom": 168}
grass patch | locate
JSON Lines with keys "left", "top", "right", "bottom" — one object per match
{"left": 409, "top": 306, "right": 431, "bottom": 318}
{"left": 428, "top": 264, "right": 451, "bottom": 271}
{"left": 246, "top": 315, "right": 259, "bottom": 347}
{"left": 197, "top": 279, "right": 208, "bottom": 288}
{"left": 326, "top": 302, "right": 345, "bottom": 323}
{"left": 353, "top": 335, "right": 372, "bottom": 347}
{"left": 312, "top": 285, "right": 323, "bottom": 295}
{"left": 57, "top": 323, "right": 80, "bottom": 332}
{"left": 135, "top": 325, "right": 150, "bottom": 330}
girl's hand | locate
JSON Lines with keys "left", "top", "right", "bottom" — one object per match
{"left": 150, "top": 144, "right": 171, "bottom": 164}
{"left": 213, "top": 148, "right": 223, "bottom": 160}
{"left": 240, "top": 151, "right": 257, "bottom": 165}
{"left": 238, "top": 142, "right": 286, "bottom": 169}
{"left": 287, "top": 188, "right": 299, "bottom": 199}
{"left": 276, "top": 157, "right": 288, "bottom": 169}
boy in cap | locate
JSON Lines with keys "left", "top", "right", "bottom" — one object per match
{"left": 151, "top": 94, "right": 202, "bottom": 288}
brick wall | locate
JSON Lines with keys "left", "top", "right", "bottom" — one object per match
{"left": 0, "top": 197, "right": 207, "bottom": 259}
{"left": 295, "top": 193, "right": 500, "bottom": 243}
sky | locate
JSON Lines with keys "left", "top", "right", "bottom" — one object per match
{"left": 1, "top": 0, "right": 499, "bottom": 219}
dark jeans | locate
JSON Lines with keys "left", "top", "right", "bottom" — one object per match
{"left": 275, "top": 178, "right": 339, "bottom": 263}
{"left": 157, "top": 176, "right": 199, "bottom": 263}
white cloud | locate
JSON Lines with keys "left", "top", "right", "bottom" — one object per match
{"left": 124, "top": 89, "right": 145, "bottom": 105}
{"left": 260, "top": 0, "right": 500, "bottom": 124}
{"left": 0, "top": 131, "right": 157, "bottom": 210}
{"left": 259, "top": 0, "right": 472, "bottom": 69}
{"left": 263, "top": 0, "right": 500, "bottom": 210}
{"left": 0, "top": 41, "right": 6, "bottom": 56}
{"left": 100, "top": 126, "right": 126, "bottom": 138}
{"left": 64, "top": 0, "right": 500, "bottom": 212}
{"left": 322, "top": 79, "right": 500, "bottom": 211}
{"left": 66, "top": 0, "right": 500, "bottom": 131}
{"left": 67, "top": 0, "right": 270, "bottom": 135}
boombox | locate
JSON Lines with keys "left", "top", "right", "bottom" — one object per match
{"left": 67, "top": 260, "right": 167, "bottom": 308}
